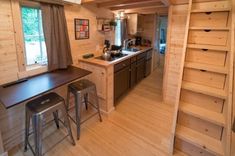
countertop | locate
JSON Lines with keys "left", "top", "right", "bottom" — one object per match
{"left": 0, "top": 66, "right": 91, "bottom": 108}
{"left": 78, "top": 46, "right": 153, "bottom": 67}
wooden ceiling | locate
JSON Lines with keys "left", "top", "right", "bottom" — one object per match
{"left": 81, "top": 0, "right": 169, "bottom": 15}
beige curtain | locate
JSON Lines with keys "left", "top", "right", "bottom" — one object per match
{"left": 41, "top": 3, "right": 73, "bottom": 71}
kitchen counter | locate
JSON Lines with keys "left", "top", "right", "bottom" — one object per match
{"left": 78, "top": 46, "right": 153, "bottom": 114}
{"left": 78, "top": 46, "right": 153, "bottom": 67}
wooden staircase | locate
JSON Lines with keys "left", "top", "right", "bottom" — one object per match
{"left": 173, "top": 0, "right": 234, "bottom": 155}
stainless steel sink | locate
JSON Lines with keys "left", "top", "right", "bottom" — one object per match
{"left": 122, "top": 47, "right": 141, "bottom": 53}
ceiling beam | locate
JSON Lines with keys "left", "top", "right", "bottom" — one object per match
{"left": 97, "top": 0, "right": 161, "bottom": 8}
{"left": 81, "top": 0, "right": 113, "bottom": 4}
{"left": 123, "top": 7, "right": 168, "bottom": 14}
{"left": 110, "top": 2, "right": 164, "bottom": 11}
{"left": 160, "top": 0, "right": 170, "bottom": 6}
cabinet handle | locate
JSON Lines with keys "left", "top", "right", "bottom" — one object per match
{"left": 202, "top": 145, "right": 207, "bottom": 149}
{"left": 122, "top": 64, "right": 126, "bottom": 66}
{"left": 101, "top": 72, "right": 104, "bottom": 75}
{"left": 205, "top": 12, "right": 212, "bottom": 15}
{"left": 202, "top": 49, "right": 208, "bottom": 51}
{"left": 204, "top": 29, "right": 211, "bottom": 32}
{"left": 200, "top": 69, "right": 207, "bottom": 72}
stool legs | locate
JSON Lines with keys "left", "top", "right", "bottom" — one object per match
{"left": 93, "top": 86, "right": 102, "bottom": 122}
{"left": 32, "top": 114, "right": 43, "bottom": 156}
{"left": 84, "top": 93, "right": 88, "bottom": 110}
{"left": 75, "top": 94, "right": 81, "bottom": 140}
{"left": 61, "top": 104, "right": 76, "bottom": 145}
{"left": 53, "top": 111, "right": 60, "bottom": 129}
{"left": 24, "top": 109, "right": 30, "bottom": 151}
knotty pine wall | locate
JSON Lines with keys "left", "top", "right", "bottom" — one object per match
{"left": 163, "top": 4, "right": 189, "bottom": 105}
{"left": 0, "top": 1, "right": 114, "bottom": 85}
{"left": 64, "top": 4, "right": 114, "bottom": 66}
{"left": 0, "top": 0, "right": 19, "bottom": 85}
{"left": 138, "top": 14, "right": 155, "bottom": 43}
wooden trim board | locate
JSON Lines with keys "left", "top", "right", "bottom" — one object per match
{"left": 169, "top": 1, "right": 192, "bottom": 154}
{"left": 0, "top": 131, "right": 4, "bottom": 154}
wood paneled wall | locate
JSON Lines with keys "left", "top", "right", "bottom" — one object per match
{"left": 138, "top": 14, "right": 155, "bottom": 43}
{"left": 64, "top": 4, "right": 114, "bottom": 66}
{"left": 163, "top": 4, "right": 188, "bottom": 105}
{"left": 0, "top": 0, "right": 19, "bottom": 85}
{"left": 232, "top": 0, "right": 235, "bottom": 155}
{"left": 0, "top": 1, "right": 114, "bottom": 152}
{"left": 0, "top": 1, "right": 114, "bottom": 85}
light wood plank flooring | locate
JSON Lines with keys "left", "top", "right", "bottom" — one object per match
{"left": 9, "top": 68, "right": 175, "bottom": 156}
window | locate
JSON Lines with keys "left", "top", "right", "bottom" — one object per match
{"left": 115, "top": 19, "right": 122, "bottom": 46}
{"left": 21, "top": 6, "right": 47, "bottom": 66}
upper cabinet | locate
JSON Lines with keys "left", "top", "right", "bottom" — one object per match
{"left": 127, "top": 14, "right": 143, "bottom": 35}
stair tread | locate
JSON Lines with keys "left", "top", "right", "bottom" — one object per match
{"left": 181, "top": 81, "right": 227, "bottom": 99}
{"left": 184, "top": 62, "right": 228, "bottom": 74}
{"left": 187, "top": 44, "right": 229, "bottom": 51}
{"left": 179, "top": 101, "right": 225, "bottom": 126}
{"left": 189, "top": 27, "right": 230, "bottom": 30}
{"left": 176, "top": 125, "right": 224, "bottom": 156}
{"left": 174, "top": 149, "right": 188, "bottom": 156}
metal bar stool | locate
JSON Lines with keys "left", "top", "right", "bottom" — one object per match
{"left": 24, "top": 92, "right": 75, "bottom": 156}
{"left": 67, "top": 79, "right": 102, "bottom": 140}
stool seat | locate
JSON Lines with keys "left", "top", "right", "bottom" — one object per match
{"left": 67, "top": 79, "right": 102, "bottom": 140}
{"left": 24, "top": 92, "right": 75, "bottom": 156}
{"left": 26, "top": 92, "right": 64, "bottom": 113}
{"left": 68, "top": 79, "right": 95, "bottom": 92}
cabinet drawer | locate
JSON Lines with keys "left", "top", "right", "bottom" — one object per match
{"left": 185, "top": 48, "right": 227, "bottom": 66}
{"left": 181, "top": 89, "right": 224, "bottom": 113}
{"left": 178, "top": 112, "right": 223, "bottom": 140}
{"left": 191, "top": 0, "right": 231, "bottom": 11}
{"left": 183, "top": 68, "right": 226, "bottom": 89}
{"left": 146, "top": 50, "right": 153, "bottom": 59}
{"left": 114, "top": 59, "right": 130, "bottom": 73}
{"left": 175, "top": 138, "right": 215, "bottom": 156}
{"left": 137, "top": 52, "right": 147, "bottom": 60}
{"left": 190, "top": 12, "right": 229, "bottom": 27}
{"left": 188, "top": 30, "right": 228, "bottom": 46}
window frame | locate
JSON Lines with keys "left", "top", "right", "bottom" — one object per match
{"left": 21, "top": 4, "right": 48, "bottom": 67}
{"left": 11, "top": 0, "right": 48, "bottom": 77}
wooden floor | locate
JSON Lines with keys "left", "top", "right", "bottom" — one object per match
{"left": 9, "top": 67, "right": 175, "bottom": 156}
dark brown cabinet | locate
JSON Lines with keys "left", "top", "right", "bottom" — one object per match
{"left": 130, "top": 62, "right": 137, "bottom": 88}
{"left": 114, "top": 59, "right": 130, "bottom": 103}
{"left": 114, "top": 49, "right": 152, "bottom": 103}
{"left": 136, "top": 58, "right": 145, "bottom": 83}
{"left": 145, "top": 50, "right": 152, "bottom": 77}
{"left": 145, "top": 58, "right": 152, "bottom": 77}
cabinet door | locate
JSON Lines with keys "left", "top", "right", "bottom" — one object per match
{"left": 114, "top": 66, "right": 130, "bottom": 103}
{"left": 145, "top": 58, "right": 152, "bottom": 77}
{"left": 136, "top": 58, "right": 145, "bottom": 83}
{"left": 130, "top": 62, "right": 137, "bottom": 88}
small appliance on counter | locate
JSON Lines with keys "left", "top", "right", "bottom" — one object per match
{"left": 135, "top": 36, "right": 142, "bottom": 46}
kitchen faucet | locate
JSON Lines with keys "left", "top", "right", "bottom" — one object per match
{"left": 123, "top": 39, "right": 136, "bottom": 50}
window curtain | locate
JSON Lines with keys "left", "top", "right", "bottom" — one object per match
{"left": 41, "top": 3, "right": 73, "bottom": 71}
{"left": 121, "top": 18, "right": 128, "bottom": 46}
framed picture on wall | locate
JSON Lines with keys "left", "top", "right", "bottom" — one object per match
{"left": 74, "top": 18, "right": 89, "bottom": 40}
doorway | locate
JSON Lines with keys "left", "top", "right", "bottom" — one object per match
{"left": 153, "top": 15, "right": 168, "bottom": 70}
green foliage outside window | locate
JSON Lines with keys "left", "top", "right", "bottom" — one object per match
{"left": 21, "top": 7, "right": 45, "bottom": 42}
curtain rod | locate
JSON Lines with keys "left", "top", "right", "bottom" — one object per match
{"left": 31, "top": 0, "right": 65, "bottom": 6}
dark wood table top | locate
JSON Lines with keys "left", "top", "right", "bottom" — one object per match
{"left": 0, "top": 66, "right": 91, "bottom": 109}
